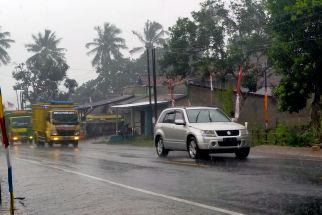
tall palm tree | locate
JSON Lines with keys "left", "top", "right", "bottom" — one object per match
{"left": 25, "top": 29, "right": 66, "bottom": 63}
{"left": 86, "top": 23, "right": 127, "bottom": 68}
{"left": 130, "top": 20, "right": 167, "bottom": 54}
{"left": 0, "top": 26, "right": 15, "bottom": 66}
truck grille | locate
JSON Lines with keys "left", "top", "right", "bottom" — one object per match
{"left": 57, "top": 130, "right": 75, "bottom": 136}
{"left": 216, "top": 130, "right": 239, "bottom": 136}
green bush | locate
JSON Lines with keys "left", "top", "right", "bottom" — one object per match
{"left": 249, "top": 122, "right": 315, "bottom": 147}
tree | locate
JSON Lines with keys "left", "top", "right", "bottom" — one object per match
{"left": 267, "top": 0, "right": 322, "bottom": 138}
{"left": 0, "top": 26, "right": 15, "bottom": 66}
{"left": 130, "top": 20, "right": 167, "bottom": 54}
{"left": 227, "top": 0, "right": 271, "bottom": 92}
{"left": 160, "top": 17, "right": 199, "bottom": 78}
{"left": 25, "top": 29, "right": 66, "bottom": 64}
{"left": 161, "top": 0, "right": 231, "bottom": 79}
{"left": 71, "top": 79, "right": 105, "bottom": 104}
{"left": 86, "top": 23, "right": 127, "bottom": 68}
{"left": 13, "top": 30, "right": 77, "bottom": 103}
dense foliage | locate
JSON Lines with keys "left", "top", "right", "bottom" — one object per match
{"left": 160, "top": 0, "right": 270, "bottom": 92}
{"left": 267, "top": 0, "right": 322, "bottom": 138}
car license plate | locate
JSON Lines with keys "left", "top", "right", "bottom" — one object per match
{"left": 223, "top": 138, "right": 237, "bottom": 142}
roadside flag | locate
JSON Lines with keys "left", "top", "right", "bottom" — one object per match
{"left": 0, "top": 87, "right": 15, "bottom": 214}
{"left": 234, "top": 65, "right": 243, "bottom": 120}
{"left": 264, "top": 70, "right": 269, "bottom": 130}
{"left": 168, "top": 79, "right": 175, "bottom": 107}
{"left": 210, "top": 73, "right": 213, "bottom": 92}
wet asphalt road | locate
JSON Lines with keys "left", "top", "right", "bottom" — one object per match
{"left": 0, "top": 140, "right": 321, "bottom": 215}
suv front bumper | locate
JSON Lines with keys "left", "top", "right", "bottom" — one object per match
{"left": 196, "top": 135, "right": 250, "bottom": 150}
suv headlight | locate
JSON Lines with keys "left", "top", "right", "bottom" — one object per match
{"left": 240, "top": 129, "right": 248, "bottom": 135}
{"left": 201, "top": 130, "right": 216, "bottom": 137}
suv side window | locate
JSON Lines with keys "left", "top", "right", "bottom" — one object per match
{"left": 175, "top": 110, "right": 184, "bottom": 122}
{"left": 157, "top": 111, "right": 167, "bottom": 123}
{"left": 163, "top": 112, "right": 175, "bottom": 123}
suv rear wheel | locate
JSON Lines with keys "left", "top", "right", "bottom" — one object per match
{"left": 156, "top": 137, "right": 169, "bottom": 157}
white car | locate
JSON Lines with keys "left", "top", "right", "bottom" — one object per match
{"left": 154, "top": 107, "right": 250, "bottom": 159}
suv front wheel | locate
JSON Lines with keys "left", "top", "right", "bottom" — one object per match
{"left": 235, "top": 147, "right": 250, "bottom": 159}
{"left": 188, "top": 137, "right": 201, "bottom": 159}
{"left": 156, "top": 137, "right": 169, "bottom": 157}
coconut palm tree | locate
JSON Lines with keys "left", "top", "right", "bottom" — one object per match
{"left": 0, "top": 26, "right": 15, "bottom": 66}
{"left": 25, "top": 29, "right": 66, "bottom": 63}
{"left": 130, "top": 20, "right": 167, "bottom": 55}
{"left": 86, "top": 23, "right": 127, "bottom": 68}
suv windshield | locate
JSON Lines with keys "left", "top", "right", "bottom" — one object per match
{"left": 186, "top": 109, "right": 231, "bottom": 123}
{"left": 11, "top": 116, "right": 31, "bottom": 128}
{"left": 52, "top": 111, "right": 78, "bottom": 124}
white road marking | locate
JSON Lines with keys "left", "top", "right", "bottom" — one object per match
{"left": 16, "top": 157, "right": 246, "bottom": 215}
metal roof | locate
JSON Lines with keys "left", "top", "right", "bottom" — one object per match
{"left": 78, "top": 95, "right": 134, "bottom": 110}
{"left": 112, "top": 100, "right": 168, "bottom": 109}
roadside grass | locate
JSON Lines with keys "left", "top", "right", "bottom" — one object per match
{"left": 93, "top": 136, "right": 154, "bottom": 147}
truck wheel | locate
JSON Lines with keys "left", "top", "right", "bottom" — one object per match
{"left": 48, "top": 141, "right": 53, "bottom": 147}
{"left": 73, "top": 141, "right": 78, "bottom": 148}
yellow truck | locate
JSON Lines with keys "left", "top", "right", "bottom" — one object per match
{"left": 32, "top": 101, "right": 80, "bottom": 147}
{"left": 5, "top": 110, "right": 33, "bottom": 144}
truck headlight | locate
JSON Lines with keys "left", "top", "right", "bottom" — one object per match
{"left": 201, "top": 130, "right": 216, "bottom": 137}
{"left": 74, "top": 131, "right": 80, "bottom": 136}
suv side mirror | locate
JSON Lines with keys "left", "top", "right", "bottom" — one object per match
{"left": 174, "top": 119, "right": 186, "bottom": 125}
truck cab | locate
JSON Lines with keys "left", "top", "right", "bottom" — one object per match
{"left": 32, "top": 101, "right": 80, "bottom": 147}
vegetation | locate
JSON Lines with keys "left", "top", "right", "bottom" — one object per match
{"left": 267, "top": 0, "right": 322, "bottom": 140}
{"left": 130, "top": 20, "right": 167, "bottom": 54}
{"left": 250, "top": 123, "right": 315, "bottom": 147}
{"left": 12, "top": 29, "right": 77, "bottom": 103}
{"left": 0, "top": 26, "right": 14, "bottom": 66}
{"left": 86, "top": 23, "right": 127, "bottom": 67}
{"left": 160, "top": 0, "right": 270, "bottom": 91}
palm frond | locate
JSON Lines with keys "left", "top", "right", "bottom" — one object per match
{"left": 129, "top": 47, "right": 144, "bottom": 55}
{"left": 132, "top": 31, "right": 146, "bottom": 44}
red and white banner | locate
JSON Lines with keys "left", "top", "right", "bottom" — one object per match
{"left": 234, "top": 65, "right": 243, "bottom": 120}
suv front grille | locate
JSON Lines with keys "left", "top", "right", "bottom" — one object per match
{"left": 216, "top": 130, "right": 239, "bottom": 136}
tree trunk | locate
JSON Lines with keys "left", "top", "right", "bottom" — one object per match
{"left": 311, "top": 91, "right": 322, "bottom": 141}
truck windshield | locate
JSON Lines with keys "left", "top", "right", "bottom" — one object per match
{"left": 11, "top": 116, "right": 31, "bottom": 128}
{"left": 52, "top": 111, "right": 78, "bottom": 124}
{"left": 186, "top": 109, "right": 231, "bottom": 123}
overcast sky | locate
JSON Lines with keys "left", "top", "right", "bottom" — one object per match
{"left": 0, "top": 0, "right": 202, "bottom": 107}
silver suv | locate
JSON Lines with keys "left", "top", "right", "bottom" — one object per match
{"left": 154, "top": 107, "right": 250, "bottom": 159}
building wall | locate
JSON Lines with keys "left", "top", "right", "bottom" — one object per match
{"left": 187, "top": 85, "right": 310, "bottom": 128}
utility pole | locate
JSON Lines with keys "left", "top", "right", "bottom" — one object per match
{"left": 146, "top": 47, "right": 153, "bottom": 138}
{"left": 152, "top": 47, "right": 158, "bottom": 125}
{"left": 15, "top": 90, "right": 19, "bottom": 110}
